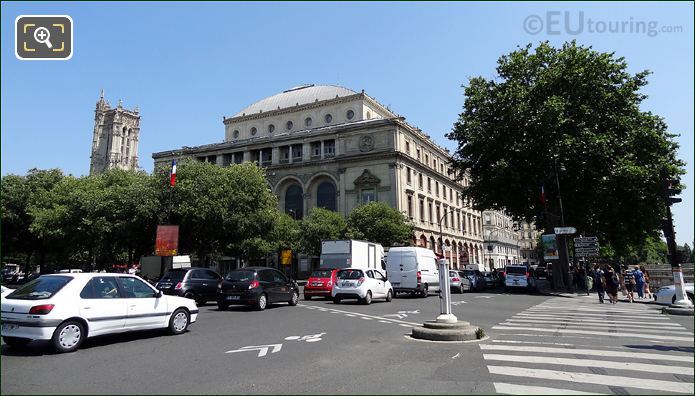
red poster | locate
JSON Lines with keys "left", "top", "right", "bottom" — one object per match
{"left": 156, "top": 225, "right": 179, "bottom": 256}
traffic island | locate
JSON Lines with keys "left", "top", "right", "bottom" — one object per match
{"left": 411, "top": 319, "right": 481, "bottom": 341}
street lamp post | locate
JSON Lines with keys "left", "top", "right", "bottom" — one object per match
{"left": 437, "top": 209, "right": 455, "bottom": 323}
{"left": 553, "top": 158, "right": 572, "bottom": 291}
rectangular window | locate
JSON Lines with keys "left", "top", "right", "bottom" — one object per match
{"left": 407, "top": 196, "right": 413, "bottom": 218}
{"left": 425, "top": 154, "right": 429, "bottom": 165}
{"left": 427, "top": 177, "right": 431, "bottom": 192}
{"left": 433, "top": 159, "right": 437, "bottom": 170}
{"left": 406, "top": 167, "right": 412, "bottom": 184}
{"left": 222, "top": 153, "right": 232, "bottom": 167}
{"left": 418, "top": 174, "right": 423, "bottom": 190}
{"left": 443, "top": 185, "right": 446, "bottom": 200}
{"left": 484, "top": 213, "right": 491, "bottom": 225}
{"left": 311, "top": 142, "right": 321, "bottom": 158}
{"left": 361, "top": 189, "right": 376, "bottom": 203}
{"left": 457, "top": 213, "right": 461, "bottom": 232}
{"left": 435, "top": 181, "right": 439, "bottom": 196}
{"left": 233, "top": 152, "right": 244, "bottom": 164}
{"left": 436, "top": 206, "right": 441, "bottom": 225}
{"left": 416, "top": 149, "right": 421, "bottom": 160}
{"left": 419, "top": 199, "right": 425, "bottom": 222}
{"left": 261, "top": 149, "right": 272, "bottom": 166}
{"left": 428, "top": 203, "right": 433, "bottom": 224}
{"left": 405, "top": 141, "right": 410, "bottom": 154}
{"left": 280, "top": 146, "right": 290, "bottom": 163}
{"left": 291, "top": 144, "right": 303, "bottom": 161}
{"left": 207, "top": 155, "right": 217, "bottom": 163}
{"left": 324, "top": 140, "right": 336, "bottom": 157}
{"left": 250, "top": 150, "right": 260, "bottom": 164}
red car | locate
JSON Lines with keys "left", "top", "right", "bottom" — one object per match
{"left": 304, "top": 268, "right": 339, "bottom": 300}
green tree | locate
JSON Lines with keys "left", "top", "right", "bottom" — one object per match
{"left": 299, "top": 207, "right": 347, "bottom": 257}
{"left": 346, "top": 201, "right": 413, "bottom": 247}
{"left": 447, "top": 41, "right": 685, "bottom": 261}
{"left": 1, "top": 169, "right": 65, "bottom": 273}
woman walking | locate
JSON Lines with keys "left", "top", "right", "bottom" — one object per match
{"left": 623, "top": 266, "right": 635, "bottom": 303}
{"left": 604, "top": 266, "right": 619, "bottom": 304}
{"left": 594, "top": 264, "right": 605, "bottom": 303}
{"left": 641, "top": 265, "right": 652, "bottom": 299}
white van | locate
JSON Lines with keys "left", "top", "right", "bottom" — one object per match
{"left": 385, "top": 247, "right": 440, "bottom": 297}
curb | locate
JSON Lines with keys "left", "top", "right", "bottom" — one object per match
{"left": 662, "top": 306, "right": 695, "bottom": 316}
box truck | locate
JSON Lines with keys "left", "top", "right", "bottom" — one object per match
{"left": 320, "top": 240, "right": 385, "bottom": 270}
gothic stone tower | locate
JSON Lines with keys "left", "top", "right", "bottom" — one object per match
{"left": 89, "top": 90, "right": 141, "bottom": 175}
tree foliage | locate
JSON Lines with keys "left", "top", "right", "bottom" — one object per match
{"left": 299, "top": 207, "right": 347, "bottom": 257}
{"left": 447, "top": 41, "right": 685, "bottom": 258}
{"left": 346, "top": 202, "right": 413, "bottom": 247}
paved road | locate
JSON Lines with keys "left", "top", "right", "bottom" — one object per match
{"left": 1, "top": 288, "right": 693, "bottom": 394}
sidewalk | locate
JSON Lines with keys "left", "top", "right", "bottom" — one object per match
{"left": 535, "top": 278, "right": 590, "bottom": 298}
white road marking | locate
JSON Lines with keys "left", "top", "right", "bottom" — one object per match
{"left": 399, "top": 324, "right": 413, "bottom": 327}
{"left": 361, "top": 317, "right": 373, "bottom": 320}
{"left": 515, "top": 311, "right": 670, "bottom": 321}
{"left": 480, "top": 344, "right": 694, "bottom": 362}
{"left": 298, "top": 303, "right": 421, "bottom": 326}
{"left": 496, "top": 333, "right": 623, "bottom": 341}
{"left": 507, "top": 317, "right": 684, "bottom": 328}
{"left": 451, "top": 352, "right": 460, "bottom": 359}
{"left": 345, "top": 314, "right": 355, "bottom": 317}
{"left": 225, "top": 343, "right": 283, "bottom": 358}
{"left": 498, "top": 322, "right": 693, "bottom": 335}
{"left": 492, "top": 325, "right": 694, "bottom": 342}
{"left": 483, "top": 353, "right": 693, "bottom": 375}
{"left": 493, "top": 382, "right": 606, "bottom": 395}
{"left": 487, "top": 365, "right": 694, "bottom": 393}
{"left": 492, "top": 340, "right": 575, "bottom": 346}
{"left": 475, "top": 296, "right": 494, "bottom": 299}
{"left": 379, "top": 320, "right": 390, "bottom": 323}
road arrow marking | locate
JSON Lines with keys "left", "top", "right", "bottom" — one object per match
{"left": 475, "top": 296, "right": 493, "bottom": 299}
{"left": 225, "top": 343, "right": 282, "bottom": 357}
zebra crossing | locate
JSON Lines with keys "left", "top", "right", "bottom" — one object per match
{"left": 481, "top": 296, "right": 695, "bottom": 394}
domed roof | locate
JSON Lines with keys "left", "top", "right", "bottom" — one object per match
{"left": 233, "top": 84, "right": 357, "bottom": 117}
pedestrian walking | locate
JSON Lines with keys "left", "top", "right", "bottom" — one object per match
{"left": 604, "top": 266, "right": 619, "bottom": 304}
{"left": 641, "top": 265, "right": 652, "bottom": 299}
{"left": 593, "top": 264, "right": 605, "bottom": 303}
{"left": 622, "top": 266, "right": 635, "bottom": 303}
{"left": 633, "top": 265, "right": 645, "bottom": 299}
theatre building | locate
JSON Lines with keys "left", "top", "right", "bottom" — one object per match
{"left": 152, "top": 84, "right": 484, "bottom": 272}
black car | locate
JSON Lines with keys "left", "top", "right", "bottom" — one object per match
{"left": 217, "top": 267, "right": 299, "bottom": 311}
{"left": 535, "top": 263, "right": 548, "bottom": 279}
{"left": 156, "top": 267, "right": 222, "bottom": 305}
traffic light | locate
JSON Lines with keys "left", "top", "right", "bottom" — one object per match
{"left": 664, "top": 178, "right": 682, "bottom": 205}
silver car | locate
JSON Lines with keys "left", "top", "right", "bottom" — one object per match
{"left": 449, "top": 271, "right": 471, "bottom": 293}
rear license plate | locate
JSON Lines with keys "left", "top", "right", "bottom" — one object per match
{"left": 391, "top": 282, "right": 400, "bottom": 285}
{"left": 312, "top": 282, "right": 323, "bottom": 287}
{"left": 2, "top": 323, "right": 18, "bottom": 332}
{"left": 342, "top": 282, "right": 353, "bottom": 287}
{"left": 225, "top": 295, "right": 240, "bottom": 301}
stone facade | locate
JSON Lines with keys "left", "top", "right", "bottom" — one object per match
{"left": 482, "top": 210, "right": 522, "bottom": 270}
{"left": 152, "top": 85, "right": 484, "bottom": 269}
{"left": 90, "top": 90, "right": 141, "bottom": 175}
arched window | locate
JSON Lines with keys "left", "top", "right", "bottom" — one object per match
{"left": 316, "top": 182, "right": 336, "bottom": 211}
{"left": 285, "top": 185, "right": 303, "bottom": 219}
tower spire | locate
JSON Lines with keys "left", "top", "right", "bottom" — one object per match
{"left": 100, "top": 88, "right": 104, "bottom": 99}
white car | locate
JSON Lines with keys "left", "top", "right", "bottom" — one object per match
{"left": 653, "top": 283, "right": 694, "bottom": 305}
{"left": 1, "top": 273, "right": 198, "bottom": 353}
{"left": 1, "top": 285, "right": 12, "bottom": 298}
{"left": 332, "top": 268, "right": 393, "bottom": 304}
{"left": 503, "top": 265, "right": 536, "bottom": 292}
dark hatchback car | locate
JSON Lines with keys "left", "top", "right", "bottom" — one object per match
{"left": 156, "top": 267, "right": 222, "bottom": 305}
{"left": 217, "top": 267, "right": 299, "bottom": 311}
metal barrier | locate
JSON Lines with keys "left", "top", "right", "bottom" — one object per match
{"left": 645, "top": 267, "right": 694, "bottom": 289}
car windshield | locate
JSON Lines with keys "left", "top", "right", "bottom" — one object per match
{"left": 225, "top": 270, "right": 255, "bottom": 282}
{"left": 310, "top": 270, "right": 333, "bottom": 278}
{"left": 7, "top": 276, "right": 72, "bottom": 300}
{"left": 337, "top": 269, "right": 363, "bottom": 280}
{"left": 449, "top": 271, "right": 458, "bottom": 277}
{"left": 506, "top": 266, "right": 527, "bottom": 274}
{"left": 160, "top": 270, "right": 187, "bottom": 282}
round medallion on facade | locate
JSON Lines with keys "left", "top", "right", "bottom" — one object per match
{"left": 305, "top": 117, "right": 312, "bottom": 127}
{"left": 268, "top": 124, "right": 275, "bottom": 133}
{"left": 250, "top": 127, "right": 257, "bottom": 136}
{"left": 359, "top": 135, "right": 375, "bottom": 152}
{"left": 324, "top": 114, "right": 333, "bottom": 124}
{"left": 346, "top": 109, "right": 355, "bottom": 120}
{"left": 286, "top": 121, "right": 293, "bottom": 130}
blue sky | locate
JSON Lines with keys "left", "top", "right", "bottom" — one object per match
{"left": 2, "top": 1, "right": 693, "bottom": 245}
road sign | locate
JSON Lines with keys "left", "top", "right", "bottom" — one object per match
{"left": 574, "top": 242, "right": 599, "bottom": 248}
{"left": 574, "top": 236, "right": 598, "bottom": 243}
{"left": 554, "top": 227, "right": 577, "bottom": 235}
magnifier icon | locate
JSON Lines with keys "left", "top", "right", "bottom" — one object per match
{"left": 33, "top": 27, "right": 53, "bottom": 49}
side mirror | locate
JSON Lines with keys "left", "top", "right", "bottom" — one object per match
{"left": 155, "top": 290, "right": 163, "bottom": 298}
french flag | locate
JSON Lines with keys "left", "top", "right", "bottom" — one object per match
{"left": 170, "top": 159, "right": 177, "bottom": 187}
{"left": 540, "top": 185, "right": 546, "bottom": 205}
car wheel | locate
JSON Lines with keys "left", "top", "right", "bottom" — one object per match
{"left": 333, "top": 297, "right": 341, "bottom": 304}
{"left": 386, "top": 289, "right": 393, "bottom": 302}
{"left": 218, "top": 302, "right": 228, "bottom": 311}
{"left": 256, "top": 293, "right": 268, "bottom": 311}
{"left": 304, "top": 295, "right": 312, "bottom": 300}
{"left": 459, "top": 286, "right": 465, "bottom": 294}
{"left": 363, "top": 290, "right": 373, "bottom": 305}
{"left": 289, "top": 290, "right": 299, "bottom": 306}
{"left": 168, "top": 308, "right": 190, "bottom": 335}
{"left": 2, "top": 336, "right": 31, "bottom": 348}
{"left": 420, "top": 284, "right": 428, "bottom": 298}
{"left": 51, "top": 320, "right": 84, "bottom": 353}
